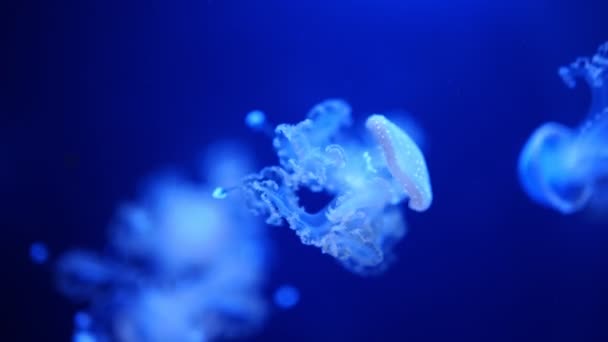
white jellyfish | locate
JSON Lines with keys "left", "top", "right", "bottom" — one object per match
{"left": 236, "top": 99, "right": 432, "bottom": 274}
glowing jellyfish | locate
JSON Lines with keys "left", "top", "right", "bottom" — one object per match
{"left": 53, "top": 142, "right": 269, "bottom": 342}
{"left": 519, "top": 41, "right": 608, "bottom": 214}
{"left": 236, "top": 99, "right": 432, "bottom": 274}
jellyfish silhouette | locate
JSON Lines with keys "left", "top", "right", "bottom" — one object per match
{"left": 518, "top": 41, "right": 608, "bottom": 214}
{"left": 234, "top": 99, "right": 432, "bottom": 274}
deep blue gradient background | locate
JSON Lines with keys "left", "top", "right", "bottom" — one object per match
{"left": 3, "top": 0, "right": 608, "bottom": 341}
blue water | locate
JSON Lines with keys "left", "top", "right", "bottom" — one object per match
{"left": 3, "top": 0, "right": 608, "bottom": 341}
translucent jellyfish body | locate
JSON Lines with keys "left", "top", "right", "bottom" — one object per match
{"left": 240, "top": 99, "right": 432, "bottom": 274}
{"left": 519, "top": 42, "right": 608, "bottom": 214}
{"left": 54, "top": 143, "right": 268, "bottom": 342}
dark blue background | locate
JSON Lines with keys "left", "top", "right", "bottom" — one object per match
{"left": 2, "top": 0, "right": 608, "bottom": 341}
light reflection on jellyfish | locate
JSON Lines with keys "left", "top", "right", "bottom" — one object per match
{"left": 54, "top": 142, "right": 268, "bottom": 342}
{"left": 226, "top": 99, "right": 433, "bottom": 275}
{"left": 519, "top": 42, "right": 608, "bottom": 214}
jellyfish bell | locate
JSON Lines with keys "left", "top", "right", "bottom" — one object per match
{"left": 381, "top": 109, "right": 428, "bottom": 151}
{"left": 518, "top": 122, "right": 594, "bottom": 214}
{"left": 365, "top": 114, "right": 433, "bottom": 212}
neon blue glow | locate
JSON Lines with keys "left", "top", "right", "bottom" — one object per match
{"left": 239, "top": 99, "right": 432, "bottom": 274}
{"left": 519, "top": 42, "right": 608, "bottom": 214}
{"left": 273, "top": 285, "right": 300, "bottom": 309}
{"left": 29, "top": 242, "right": 49, "bottom": 265}
{"left": 245, "top": 110, "right": 267, "bottom": 130}
{"left": 54, "top": 142, "right": 269, "bottom": 341}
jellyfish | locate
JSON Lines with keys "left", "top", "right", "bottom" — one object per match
{"left": 52, "top": 142, "right": 269, "bottom": 342}
{"left": 234, "top": 99, "right": 432, "bottom": 274}
{"left": 518, "top": 41, "right": 608, "bottom": 214}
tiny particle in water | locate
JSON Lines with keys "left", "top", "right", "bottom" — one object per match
{"left": 30, "top": 242, "right": 49, "bottom": 264}
{"left": 245, "top": 110, "right": 266, "bottom": 130}
{"left": 273, "top": 284, "right": 300, "bottom": 309}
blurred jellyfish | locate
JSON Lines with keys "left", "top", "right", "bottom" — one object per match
{"left": 54, "top": 142, "right": 269, "bottom": 342}
{"left": 519, "top": 41, "right": 608, "bottom": 214}
{"left": 232, "top": 99, "right": 432, "bottom": 274}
